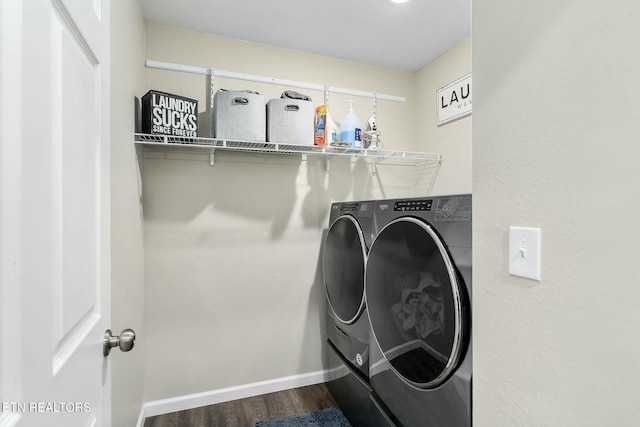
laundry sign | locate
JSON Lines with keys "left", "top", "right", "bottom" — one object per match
{"left": 437, "top": 73, "right": 472, "bottom": 126}
{"left": 142, "top": 90, "right": 198, "bottom": 137}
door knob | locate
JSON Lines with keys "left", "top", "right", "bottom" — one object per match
{"left": 103, "top": 328, "right": 136, "bottom": 357}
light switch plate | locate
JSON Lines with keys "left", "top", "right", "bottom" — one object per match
{"left": 509, "top": 227, "right": 541, "bottom": 281}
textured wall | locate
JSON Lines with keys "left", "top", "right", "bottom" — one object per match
{"left": 110, "top": 1, "right": 146, "bottom": 425}
{"left": 473, "top": 1, "right": 640, "bottom": 425}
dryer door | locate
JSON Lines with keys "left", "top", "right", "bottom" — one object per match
{"left": 323, "top": 215, "right": 367, "bottom": 324}
{"left": 366, "top": 217, "right": 469, "bottom": 389}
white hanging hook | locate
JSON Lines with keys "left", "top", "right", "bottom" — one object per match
{"left": 372, "top": 92, "right": 377, "bottom": 118}
{"left": 210, "top": 68, "right": 216, "bottom": 110}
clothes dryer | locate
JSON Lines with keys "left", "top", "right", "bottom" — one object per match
{"left": 323, "top": 201, "right": 373, "bottom": 375}
{"left": 366, "top": 195, "right": 472, "bottom": 427}
{"left": 323, "top": 200, "right": 396, "bottom": 427}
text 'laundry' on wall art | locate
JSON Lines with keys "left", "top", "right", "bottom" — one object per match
{"left": 437, "top": 73, "right": 471, "bottom": 126}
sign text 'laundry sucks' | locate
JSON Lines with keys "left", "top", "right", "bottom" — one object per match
{"left": 142, "top": 90, "right": 198, "bottom": 137}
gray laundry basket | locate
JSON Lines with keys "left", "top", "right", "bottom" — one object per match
{"left": 211, "top": 90, "right": 265, "bottom": 142}
{"left": 266, "top": 98, "right": 315, "bottom": 145}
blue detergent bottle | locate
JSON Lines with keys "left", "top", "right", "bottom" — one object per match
{"left": 339, "top": 100, "right": 362, "bottom": 149}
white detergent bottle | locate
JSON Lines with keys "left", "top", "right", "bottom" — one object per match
{"left": 340, "top": 100, "right": 362, "bottom": 149}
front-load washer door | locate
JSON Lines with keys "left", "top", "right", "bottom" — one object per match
{"left": 323, "top": 215, "right": 367, "bottom": 325}
{"left": 366, "top": 217, "right": 469, "bottom": 389}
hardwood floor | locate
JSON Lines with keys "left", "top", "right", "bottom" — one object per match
{"left": 143, "top": 383, "right": 338, "bottom": 427}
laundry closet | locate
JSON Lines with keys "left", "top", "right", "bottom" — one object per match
{"left": 138, "top": 23, "right": 470, "bottom": 398}
{"left": 110, "top": 3, "right": 471, "bottom": 424}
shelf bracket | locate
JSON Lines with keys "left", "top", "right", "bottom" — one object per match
{"left": 372, "top": 92, "right": 378, "bottom": 117}
{"left": 371, "top": 157, "right": 380, "bottom": 176}
{"left": 210, "top": 68, "right": 216, "bottom": 109}
{"left": 210, "top": 148, "right": 215, "bottom": 166}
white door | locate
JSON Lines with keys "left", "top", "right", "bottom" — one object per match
{"left": 1, "top": 0, "right": 112, "bottom": 426}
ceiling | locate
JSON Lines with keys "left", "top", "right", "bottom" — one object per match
{"left": 140, "top": 0, "right": 470, "bottom": 72}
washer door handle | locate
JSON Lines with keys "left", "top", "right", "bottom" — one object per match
{"left": 103, "top": 328, "right": 136, "bottom": 357}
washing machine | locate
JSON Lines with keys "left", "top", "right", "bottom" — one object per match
{"left": 323, "top": 200, "right": 397, "bottom": 427}
{"left": 366, "top": 194, "right": 472, "bottom": 427}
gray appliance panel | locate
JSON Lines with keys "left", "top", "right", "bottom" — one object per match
{"left": 369, "top": 339, "right": 471, "bottom": 427}
{"left": 327, "top": 341, "right": 398, "bottom": 427}
{"left": 373, "top": 195, "right": 471, "bottom": 248}
{"left": 327, "top": 309, "right": 370, "bottom": 378}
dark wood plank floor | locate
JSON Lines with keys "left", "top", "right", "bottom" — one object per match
{"left": 143, "top": 383, "right": 338, "bottom": 427}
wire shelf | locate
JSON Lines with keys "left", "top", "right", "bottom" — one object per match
{"left": 134, "top": 133, "right": 442, "bottom": 163}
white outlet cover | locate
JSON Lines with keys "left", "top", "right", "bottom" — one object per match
{"left": 509, "top": 227, "right": 541, "bottom": 281}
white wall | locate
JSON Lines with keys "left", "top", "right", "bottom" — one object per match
{"left": 473, "top": 2, "right": 640, "bottom": 426}
{"left": 141, "top": 25, "right": 471, "bottom": 402}
{"left": 110, "top": 1, "right": 146, "bottom": 426}
{"left": 416, "top": 37, "right": 471, "bottom": 195}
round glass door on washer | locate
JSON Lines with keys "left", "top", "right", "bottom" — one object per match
{"left": 367, "top": 195, "right": 472, "bottom": 427}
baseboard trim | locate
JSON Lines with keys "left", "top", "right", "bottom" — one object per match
{"left": 135, "top": 405, "right": 147, "bottom": 427}
{"left": 137, "top": 370, "right": 329, "bottom": 425}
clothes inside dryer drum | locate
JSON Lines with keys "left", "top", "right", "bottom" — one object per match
{"left": 366, "top": 217, "right": 469, "bottom": 389}
{"left": 323, "top": 215, "right": 367, "bottom": 324}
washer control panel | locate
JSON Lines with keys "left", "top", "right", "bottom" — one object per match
{"left": 340, "top": 202, "right": 371, "bottom": 212}
{"left": 394, "top": 199, "right": 433, "bottom": 212}
{"left": 340, "top": 203, "right": 359, "bottom": 212}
